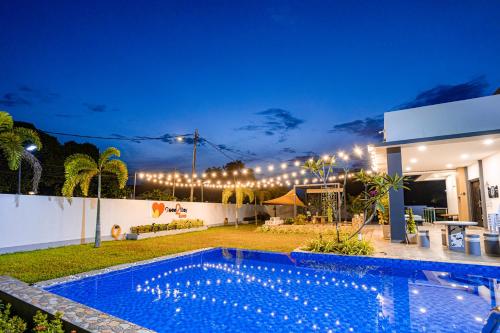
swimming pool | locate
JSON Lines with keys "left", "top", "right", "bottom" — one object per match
{"left": 45, "top": 248, "right": 499, "bottom": 332}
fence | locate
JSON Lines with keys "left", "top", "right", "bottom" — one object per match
{"left": 0, "top": 194, "right": 292, "bottom": 253}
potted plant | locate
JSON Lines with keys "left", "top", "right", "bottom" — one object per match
{"left": 406, "top": 208, "right": 418, "bottom": 244}
{"left": 377, "top": 194, "right": 391, "bottom": 240}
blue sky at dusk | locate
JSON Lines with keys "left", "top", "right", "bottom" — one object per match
{"left": 1, "top": 0, "right": 499, "bottom": 173}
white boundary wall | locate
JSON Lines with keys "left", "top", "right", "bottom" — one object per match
{"left": 0, "top": 194, "right": 292, "bottom": 254}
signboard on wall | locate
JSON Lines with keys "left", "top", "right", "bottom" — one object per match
{"left": 151, "top": 202, "right": 187, "bottom": 219}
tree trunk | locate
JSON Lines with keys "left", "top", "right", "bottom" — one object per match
{"left": 235, "top": 206, "right": 239, "bottom": 228}
{"left": 95, "top": 173, "right": 102, "bottom": 248}
{"left": 346, "top": 203, "right": 377, "bottom": 241}
{"left": 254, "top": 196, "right": 257, "bottom": 225}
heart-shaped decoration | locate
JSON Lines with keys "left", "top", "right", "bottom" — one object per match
{"left": 152, "top": 202, "right": 165, "bottom": 218}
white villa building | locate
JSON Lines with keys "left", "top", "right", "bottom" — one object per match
{"left": 374, "top": 94, "right": 500, "bottom": 242}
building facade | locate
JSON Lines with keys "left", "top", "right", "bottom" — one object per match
{"left": 374, "top": 94, "right": 500, "bottom": 242}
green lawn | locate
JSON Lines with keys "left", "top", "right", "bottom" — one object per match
{"left": 0, "top": 224, "right": 313, "bottom": 284}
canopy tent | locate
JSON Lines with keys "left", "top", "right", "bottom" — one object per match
{"left": 263, "top": 189, "right": 305, "bottom": 207}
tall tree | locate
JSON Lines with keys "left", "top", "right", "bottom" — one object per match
{"left": 62, "top": 147, "right": 128, "bottom": 247}
{"left": 0, "top": 111, "right": 43, "bottom": 193}
{"left": 222, "top": 187, "right": 254, "bottom": 227}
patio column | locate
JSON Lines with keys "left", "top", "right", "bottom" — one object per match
{"left": 478, "top": 160, "right": 488, "bottom": 228}
{"left": 386, "top": 147, "right": 406, "bottom": 242}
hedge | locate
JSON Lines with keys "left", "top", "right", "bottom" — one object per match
{"left": 130, "top": 219, "right": 204, "bottom": 234}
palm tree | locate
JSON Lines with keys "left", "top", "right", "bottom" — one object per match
{"left": 222, "top": 187, "right": 254, "bottom": 227}
{"left": 62, "top": 147, "right": 128, "bottom": 247}
{"left": 0, "top": 111, "right": 43, "bottom": 193}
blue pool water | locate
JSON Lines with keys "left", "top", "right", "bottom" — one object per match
{"left": 45, "top": 248, "right": 500, "bottom": 333}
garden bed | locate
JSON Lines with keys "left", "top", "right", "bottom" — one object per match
{"left": 126, "top": 226, "right": 207, "bottom": 240}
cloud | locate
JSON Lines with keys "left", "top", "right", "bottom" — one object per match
{"left": 215, "top": 144, "right": 257, "bottom": 160}
{"left": 330, "top": 115, "right": 383, "bottom": 139}
{"left": 82, "top": 103, "right": 107, "bottom": 113}
{"left": 329, "top": 77, "right": 489, "bottom": 140}
{"left": 0, "top": 85, "right": 60, "bottom": 108}
{"left": 238, "top": 108, "right": 304, "bottom": 142}
{"left": 0, "top": 93, "right": 32, "bottom": 107}
{"left": 18, "top": 85, "right": 60, "bottom": 103}
{"left": 281, "top": 147, "right": 297, "bottom": 154}
{"left": 290, "top": 151, "right": 319, "bottom": 162}
{"left": 396, "top": 77, "right": 488, "bottom": 110}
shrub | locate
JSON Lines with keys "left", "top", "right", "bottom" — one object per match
{"left": 170, "top": 219, "right": 204, "bottom": 230}
{"left": 257, "top": 224, "right": 355, "bottom": 236}
{"left": 293, "top": 214, "right": 307, "bottom": 225}
{"left": 0, "top": 302, "right": 26, "bottom": 333}
{"left": 406, "top": 208, "right": 417, "bottom": 234}
{"left": 304, "top": 234, "right": 374, "bottom": 256}
{"left": 377, "top": 195, "right": 390, "bottom": 225}
{"left": 130, "top": 220, "right": 204, "bottom": 234}
{"left": 0, "top": 303, "right": 65, "bottom": 333}
{"left": 284, "top": 217, "right": 294, "bottom": 225}
{"left": 32, "top": 311, "right": 64, "bottom": 333}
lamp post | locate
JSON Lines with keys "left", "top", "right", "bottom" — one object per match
{"left": 18, "top": 144, "right": 38, "bottom": 195}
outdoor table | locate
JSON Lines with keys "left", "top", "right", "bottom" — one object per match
{"left": 441, "top": 213, "right": 459, "bottom": 221}
{"left": 434, "top": 221, "right": 478, "bottom": 252}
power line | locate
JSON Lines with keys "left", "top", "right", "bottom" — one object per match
{"left": 41, "top": 130, "right": 193, "bottom": 142}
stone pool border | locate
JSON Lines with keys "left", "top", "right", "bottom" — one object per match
{"left": 0, "top": 248, "right": 213, "bottom": 333}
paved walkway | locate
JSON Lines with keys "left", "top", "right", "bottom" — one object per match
{"left": 362, "top": 224, "right": 500, "bottom": 266}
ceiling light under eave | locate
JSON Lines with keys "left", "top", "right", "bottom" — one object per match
{"left": 417, "top": 145, "right": 427, "bottom": 152}
{"left": 410, "top": 158, "right": 417, "bottom": 164}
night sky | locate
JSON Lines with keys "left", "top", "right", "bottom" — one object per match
{"left": 1, "top": 0, "right": 499, "bottom": 173}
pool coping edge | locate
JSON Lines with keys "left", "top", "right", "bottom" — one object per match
{"left": 35, "top": 247, "right": 215, "bottom": 288}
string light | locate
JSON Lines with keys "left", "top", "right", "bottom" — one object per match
{"left": 136, "top": 144, "right": 375, "bottom": 189}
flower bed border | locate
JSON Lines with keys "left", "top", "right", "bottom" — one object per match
{"left": 125, "top": 226, "right": 208, "bottom": 240}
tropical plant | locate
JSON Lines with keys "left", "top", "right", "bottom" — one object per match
{"left": 406, "top": 208, "right": 417, "bottom": 234}
{"left": 305, "top": 233, "right": 374, "bottom": 255}
{"left": 62, "top": 147, "right": 128, "bottom": 247}
{"left": 377, "top": 194, "right": 390, "bottom": 225}
{"left": 0, "top": 111, "right": 43, "bottom": 193}
{"left": 32, "top": 311, "right": 64, "bottom": 333}
{"left": 347, "top": 194, "right": 364, "bottom": 215}
{"left": 139, "top": 188, "right": 176, "bottom": 201}
{"left": 347, "top": 170, "right": 408, "bottom": 240}
{"left": 293, "top": 214, "right": 308, "bottom": 225}
{"left": 0, "top": 301, "right": 27, "bottom": 333}
{"left": 221, "top": 187, "right": 254, "bottom": 227}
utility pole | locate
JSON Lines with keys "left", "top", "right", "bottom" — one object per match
{"left": 190, "top": 129, "right": 199, "bottom": 202}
